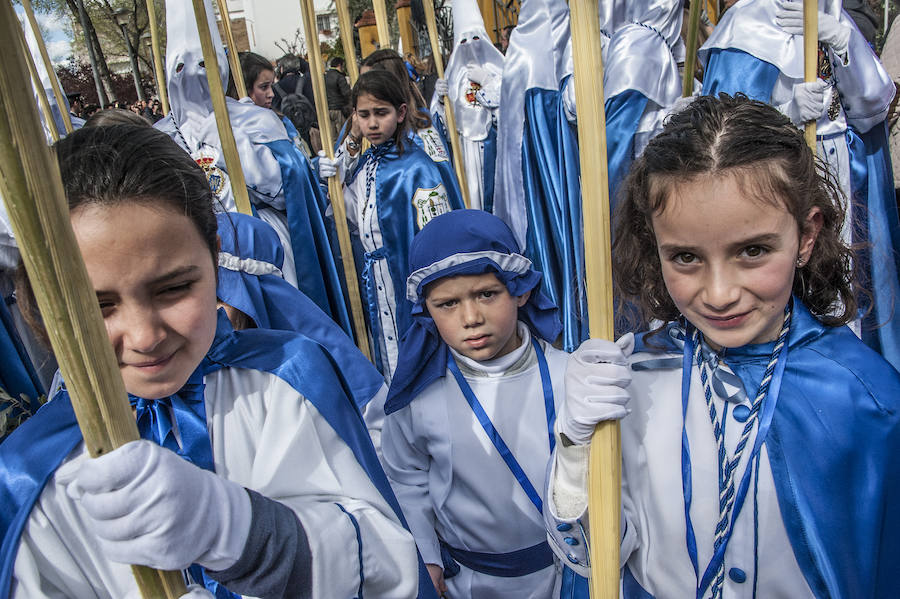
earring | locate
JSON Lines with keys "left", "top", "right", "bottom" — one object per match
{"left": 796, "top": 256, "right": 805, "bottom": 267}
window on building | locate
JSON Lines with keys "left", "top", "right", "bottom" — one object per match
{"left": 317, "top": 14, "right": 331, "bottom": 32}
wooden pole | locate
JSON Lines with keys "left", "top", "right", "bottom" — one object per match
{"left": 335, "top": 0, "right": 359, "bottom": 84}
{"left": 0, "top": 3, "right": 186, "bottom": 597}
{"left": 215, "top": 0, "right": 246, "bottom": 98}
{"left": 569, "top": 0, "right": 619, "bottom": 595}
{"left": 145, "top": 0, "right": 170, "bottom": 114}
{"left": 190, "top": 0, "right": 253, "bottom": 216}
{"left": 803, "top": 0, "right": 817, "bottom": 150}
{"left": 15, "top": 17, "right": 59, "bottom": 142}
{"left": 18, "top": 0, "right": 73, "bottom": 134}
{"left": 422, "top": 0, "right": 471, "bottom": 209}
{"left": 682, "top": 0, "right": 702, "bottom": 97}
{"left": 298, "top": 0, "right": 372, "bottom": 360}
{"left": 372, "top": 0, "right": 391, "bottom": 48}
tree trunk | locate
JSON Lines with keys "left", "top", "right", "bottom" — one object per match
{"left": 63, "top": 0, "right": 117, "bottom": 103}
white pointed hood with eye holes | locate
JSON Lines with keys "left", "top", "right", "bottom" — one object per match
{"left": 164, "top": 0, "right": 228, "bottom": 136}
{"left": 443, "top": 0, "right": 505, "bottom": 140}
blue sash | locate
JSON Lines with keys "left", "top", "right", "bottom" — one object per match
{"left": 440, "top": 337, "right": 556, "bottom": 580}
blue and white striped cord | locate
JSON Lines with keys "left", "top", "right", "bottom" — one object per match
{"left": 693, "top": 306, "right": 792, "bottom": 599}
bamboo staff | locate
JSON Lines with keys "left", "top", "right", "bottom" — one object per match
{"left": 334, "top": 0, "right": 359, "bottom": 84}
{"left": 18, "top": 0, "right": 73, "bottom": 134}
{"left": 372, "top": 0, "right": 391, "bottom": 48}
{"left": 682, "top": 0, "right": 702, "bottom": 97}
{"left": 15, "top": 16, "right": 59, "bottom": 142}
{"left": 0, "top": 3, "right": 187, "bottom": 597}
{"left": 423, "top": 0, "right": 471, "bottom": 209}
{"left": 145, "top": 0, "right": 170, "bottom": 114}
{"left": 215, "top": 0, "right": 247, "bottom": 98}
{"left": 298, "top": 0, "right": 372, "bottom": 360}
{"left": 569, "top": 0, "right": 619, "bottom": 595}
{"left": 803, "top": 0, "right": 817, "bottom": 150}
{"left": 190, "top": 0, "right": 253, "bottom": 216}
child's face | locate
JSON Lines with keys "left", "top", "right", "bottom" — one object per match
{"left": 651, "top": 173, "right": 821, "bottom": 350}
{"left": 425, "top": 272, "right": 529, "bottom": 361}
{"left": 249, "top": 69, "right": 275, "bottom": 109}
{"left": 71, "top": 202, "right": 219, "bottom": 399}
{"left": 355, "top": 92, "right": 406, "bottom": 146}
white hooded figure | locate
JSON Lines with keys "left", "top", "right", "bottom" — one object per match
{"left": 155, "top": 0, "right": 300, "bottom": 286}
{"left": 435, "top": 0, "right": 504, "bottom": 210}
{"left": 20, "top": 14, "right": 84, "bottom": 140}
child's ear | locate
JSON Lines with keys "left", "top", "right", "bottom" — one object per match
{"left": 397, "top": 103, "right": 408, "bottom": 123}
{"left": 516, "top": 289, "right": 531, "bottom": 307}
{"left": 798, "top": 207, "right": 824, "bottom": 263}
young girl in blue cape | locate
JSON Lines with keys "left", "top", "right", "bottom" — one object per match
{"left": 382, "top": 209, "right": 589, "bottom": 599}
{"left": 0, "top": 125, "right": 436, "bottom": 599}
{"left": 545, "top": 94, "right": 900, "bottom": 598}
{"left": 318, "top": 70, "right": 464, "bottom": 381}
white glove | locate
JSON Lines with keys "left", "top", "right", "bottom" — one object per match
{"left": 467, "top": 65, "right": 490, "bottom": 86}
{"left": 779, "top": 79, "right": 829, "bottom": 126}
{"left": 775, "top": 0, "right": 851, "bottom": 58}
{"left": 318, "top": 150, "right": 338, "bottom": 179}
{"left": 434, "top": 77, "right": 449, "bottom": 99}
{"left": 181, "top": 585, "right": 216, "bottom": 599}
{"left": 124, "top": 584, "right": 215, "bottom": 599}
{"left": 557, "top": 334, "right": 634, "bottom": 446}
{"left": 56, "top": 440, "right": 251, "bottom": 571}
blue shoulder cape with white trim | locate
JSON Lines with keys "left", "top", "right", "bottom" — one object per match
{"left": 0, "top": 312, "right": 437, "bottom": 599}
{"left": 630, "top": 301, "right": 900, "bottom": 599}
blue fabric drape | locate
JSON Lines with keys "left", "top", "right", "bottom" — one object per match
{"left": 521, "top": 84, "right": 588, "bottom": 352}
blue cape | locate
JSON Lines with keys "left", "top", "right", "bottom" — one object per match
{"left": 345, "top": 138, "right": 465, "bottom": 373}
{"left": 0, "top": 298, "right": 43, "bottom": 441}
{"left": 262, "top": 139, "right": 353, "bottom": 338}
{"left": 0, "top": 312, "right": 438, "bottom": 599}
{"left": 520, "top": 79, "right": 590, "bottom": 352}
{"left": 632, "top": 301, "right": 900, "bottom": 599}
{"left": 385, "top": 209, "right": 562, "bottom": 414}
{"left": 216, "top": 212, "right": 384, "bottom": 410}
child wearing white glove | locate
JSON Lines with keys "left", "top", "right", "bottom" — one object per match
{"left": 0, "top": 125, "right": 427, "bottom": 599}
{"left": 545, "top": 94, "right": 900, "bottom": 598}
{"left": 382, "top": 209, "right": 589, "bottom": 598}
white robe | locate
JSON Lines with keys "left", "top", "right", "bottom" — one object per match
{"left": 383, "top": 325, "right": 568, "bottom": 598}
{"left": 545, "top": 350, "right": 813, "bottom": 599}
{"left": 12, "top": 367, "right": 419, "bottom": 599}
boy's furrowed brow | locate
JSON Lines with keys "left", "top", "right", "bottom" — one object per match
{"left": 148, "top": 265, "right": 201, "bottom": 287}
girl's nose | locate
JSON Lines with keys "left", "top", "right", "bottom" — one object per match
{"left": 120, "top": 306, "right": 167, "bottom": 354}
{"left": 702, "top": 265, "right": 740, "bottom": 310}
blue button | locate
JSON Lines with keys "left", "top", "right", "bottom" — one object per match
{"left": 829, "top": 148, "right": 836, "bottom": 155}
{"left": 729, "top": 567, "right": 747, "bottom": 583}
{"left": 733, "top": 404, "right": 751, "bottom": 423}
{"left": 567, "top": 554, "right": 579, "bottom": 565}
{"left": 364, "top": 234, "right": 370, "bottom": 238}
{"left": 556, "top": 523, "right": 572, "bottom": 532}
{"left": 387, "top": 336, "right": 393, "bottom": 341}
{"left": 564, "top": 537, "right": 579, "bottom": 546}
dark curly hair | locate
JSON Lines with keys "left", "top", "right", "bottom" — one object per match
{"left": 613, "top": 93, "right": 857, "bottom": 334}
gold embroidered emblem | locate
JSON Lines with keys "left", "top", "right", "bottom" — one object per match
{"left": 413, "top": 186, "right": 451, "bottom": 229}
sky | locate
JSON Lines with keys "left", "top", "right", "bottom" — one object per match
{"left": 16, "top": 5, "right": 73, "bottom": 66}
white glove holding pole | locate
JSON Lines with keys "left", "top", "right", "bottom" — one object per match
{"left": 775, "top": 0, "right": 851, "bottom": 59}
{"left": 318, "top": 150, "right": 338, "bottom": 179}
{"left": 434, "top": 77, "right": 449, "bottom": 99}
{"left": 124, "top": 584, "right": 215, "bottom": 599}
{"left": 56, "top": 440, "right": 251, "bottom": 572}
{"left": 556, "top": 334, "right": 634, "bottom": 446}
{"left": 779, "top": 80, "right": 829, "bottom": 126}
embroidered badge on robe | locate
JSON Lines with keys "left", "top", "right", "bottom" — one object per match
{"left": 465, "top": 81, "right": 482, "bottom": 106}
{"left": 413, "top": 185, "right": 451, "bottom": 229}
{"left": 192, "top": 146, "right": 230, "bottom": 200}
{"left": 418, "top": 126, "right": 449, "bottom": 162}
